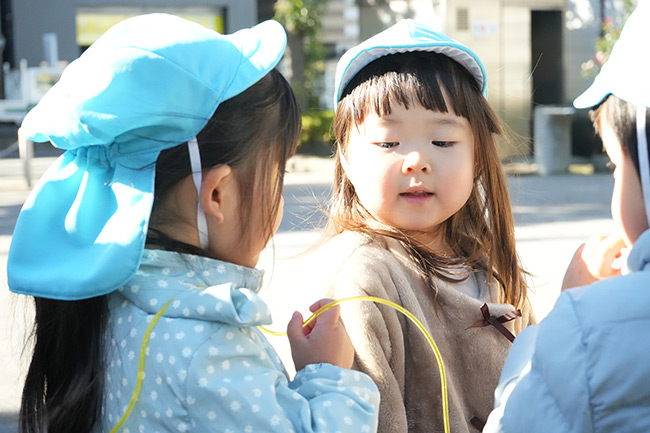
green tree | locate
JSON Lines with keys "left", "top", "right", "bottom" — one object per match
{"left": 274, "top": 0, "right": 329, "bottom": 111}
{"left": 581, "top": 0, "right": 636, "bottom": 78}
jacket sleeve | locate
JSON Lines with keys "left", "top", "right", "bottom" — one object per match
{"left": 186, "top": 325, "right": 380, "bottom": 432}
{"left": 483, "top": 291, "right": 592, "bottom": 433}
{"left": 324, "top": 250, "right": 410, "bottom": 433}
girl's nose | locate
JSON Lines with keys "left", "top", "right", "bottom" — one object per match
{"left": 402, "top": 151, "right": 431, "bottom": 174}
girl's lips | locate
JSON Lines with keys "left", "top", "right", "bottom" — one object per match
{"left": 399, "top": 191, "right": 433, "bottom": 204}
{"left": 400, "top": 191, "right": 432, "bottom": 196}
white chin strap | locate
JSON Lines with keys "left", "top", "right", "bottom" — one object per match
{"left": 187, "top": 137, "right": 210, "bottom": 250}
{"left": 637, "top": 107, "right": 650, "bottom": 227}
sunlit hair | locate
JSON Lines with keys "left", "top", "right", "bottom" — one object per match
{"left": 150, "top": 69, "right": 300, "bottom": 257}
{"left": 329, "top": 51, "right": 526, "bottom": 308}
{"left": 590, "top": 94, "right": 650, "bottom": 180}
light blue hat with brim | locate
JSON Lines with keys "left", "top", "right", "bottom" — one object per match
{"left": 7, "top": 14, "right": 287, "bottom": 300}
{"left": 334, "top": 18, "right": 488, "bottom": 108}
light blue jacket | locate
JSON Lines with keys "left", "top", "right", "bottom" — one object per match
{"left": 94, "top": 249, "right": 380, "bottom": 433}
{"left": 484, "top": 229, "right": 650, "bottom": 432}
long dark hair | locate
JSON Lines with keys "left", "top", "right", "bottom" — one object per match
{"left": 19, "top": 68, "right": 300, "bottom": 433}
{"left": 20, "top": 297, "right": 108, "bottom": 433}
{"left": 330, "top": 52, "right": 527, "bottom": 308}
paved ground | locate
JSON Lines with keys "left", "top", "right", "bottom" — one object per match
{"left": 0, "top": 145, "right": 614, "bottom": 432}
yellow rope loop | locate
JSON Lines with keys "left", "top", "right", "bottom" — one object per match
{"left": 258, "top": 296, "right": 450, "bottom": 433}
{"left": 111, "top": 294, "right": 450, "bottom": 433}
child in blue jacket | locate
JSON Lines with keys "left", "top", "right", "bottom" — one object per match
{"left": 7, "top": 14, "right": 379, "bottom": 433}
{"left": 485, "top": 2, "right": 650, "bottom": 432}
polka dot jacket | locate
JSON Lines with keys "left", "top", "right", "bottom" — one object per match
{"left": 94, "top": 249, "right": 380, "bottom": 433}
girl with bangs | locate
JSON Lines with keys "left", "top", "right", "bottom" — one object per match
{"left": 308, "top": 20, "right": 536, "bottom": 432}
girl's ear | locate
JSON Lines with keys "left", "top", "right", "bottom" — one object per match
{"left": 200, "top": 164, "right": 234, "bottom": 224}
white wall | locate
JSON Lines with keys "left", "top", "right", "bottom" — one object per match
{"left": 326, "top": 0, "right": 617, "bottom": 156}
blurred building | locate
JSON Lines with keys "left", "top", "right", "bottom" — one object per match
{"left": 319, "top": 0, "right": 627, "bottom": 158}
{"left": 0, "top": 0, "right": 258, "bottom": 67}
{"left": 0, "top": 0, "right": 630, "bottom": 158}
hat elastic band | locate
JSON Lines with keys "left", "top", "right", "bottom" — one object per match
{"left": 187, "top": 137, "right": 209, "bottom": 250}
{"left": 637, "top": 107, "right": 650, "bottom": 227}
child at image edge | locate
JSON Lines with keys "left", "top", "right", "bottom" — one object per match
{"left": 484, "top": 2, "right": 650, "bottom": 431}
{"left": 306, "top": 20, "right": 537, "bottom": 432}
{"left": 6, "top": 15, "right": 379, "bottom": 433}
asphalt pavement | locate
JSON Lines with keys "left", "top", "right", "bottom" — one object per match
{"left": 0, "top": 148, "right": 614, "bottom": 432}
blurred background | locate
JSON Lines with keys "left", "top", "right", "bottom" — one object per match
{"left": 0, "top": 1, "right": 637, "bottom": 431}
{"left": 0, "top": 0, "right": 638, "bottom": 163}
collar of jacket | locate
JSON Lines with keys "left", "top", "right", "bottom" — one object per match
{"left": 626, "top": 229, "right": 650, "bottom": 273}
{"left": 117, "top": 249, "right": 272, "bottom": 326}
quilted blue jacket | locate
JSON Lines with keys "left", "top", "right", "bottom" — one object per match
{"left": 485, "top": 229, "right": 650, "bottom": 432}
{"left": 93, "top": 249, "right": 379, "bottom": 433}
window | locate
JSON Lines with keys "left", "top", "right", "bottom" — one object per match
{"left": 457, "top": 8, "right": 469, "bottom": 31}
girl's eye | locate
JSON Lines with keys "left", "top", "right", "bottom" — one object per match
{"left": 373, "top": 142, "right": 399, "bottom": 149}
{"left": 432, "top": 141, "right": 454, "bottom": 148}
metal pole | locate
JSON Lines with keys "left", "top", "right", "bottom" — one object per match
{"left": 599, "top": 0, "right": 605, "bottom": 37}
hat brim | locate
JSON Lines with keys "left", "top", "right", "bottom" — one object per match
{"left": 573, "top": 77, "right": 611, "bottom": 109}
{"left": 334, "top": 19, "right": 488, "bottom": 107}
{"left": 220, "top": 20, "right": 287, "bottom": 102}
{"left": 336, "top": 43, "right": 487, "bottom": 103}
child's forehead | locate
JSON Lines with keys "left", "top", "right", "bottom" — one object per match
{"left": 375, "top": 79, "right": 450, "bottom": 107}
{"left": 350, "top": 104, "right": 470, "bottom": 139}
{"left": 354, "top": 99, "right": 461, "bottom": 125}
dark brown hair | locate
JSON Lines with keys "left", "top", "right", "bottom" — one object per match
{"left": 590, "top": 94, "right": 650, "bottom": 179}
{"left": 329, "top": 51, "right": 527, "bottom": 308}
{"left": 149, "top": 68, "right": 300, "bottom": 256}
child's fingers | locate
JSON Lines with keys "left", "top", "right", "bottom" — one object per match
{"left": 305, "top": 298, "right": 340, "bottom": 332}
{"left": 286, "top": 311, "right": 306, "bottom": 341}
{"left": 309, "top": 301, "right": 341, "bottom": 327}
{"left": 562, "top": 243, "right": 594, "bottom": 291}
{"left": 583, "top": 235, "right": 623, "bottom": 258}
{"left": 583, "top": 235, "right": 626, "bottom": 278}
{"left": 288, "top": 300, "right": 340, "bottom": 340}
{"left": 309, "top": 298, "right": 336, "bottom": 313}
{"left": 302, "top": 315, "right": 316, "bottom": 336}
{"left": 286, "top": 304, "right": 354, "bottom": 371}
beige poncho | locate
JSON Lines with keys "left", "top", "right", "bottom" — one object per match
{"left": 308, "top": 231, "right": 536, "bottom": 432}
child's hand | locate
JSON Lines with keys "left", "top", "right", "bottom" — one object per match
{"left": 561, "top": 234, "right": 626, "bottom": 290}
{"left": 286, "top": 298, "right": 355, "bottom": 371}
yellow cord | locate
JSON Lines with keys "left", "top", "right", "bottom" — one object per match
{"left": 109, "top": 297, "right": 175, "bottom": 433}
{"left": 111, "top": 295, "right": 450, "bottom": 433}
{"left": 258, "top": 296, "right": 450, "bottom": 433}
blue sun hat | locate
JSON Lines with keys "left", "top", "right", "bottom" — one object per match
{"left": 573, "top": 1, "right": 650, "bottom": 226}
{"left": 7, "top": 14, "right": 287, "bottom": 300}
{"left": 334, "top": 18, "right": 488, "bottom": 108}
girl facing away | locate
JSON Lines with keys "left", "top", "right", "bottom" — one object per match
{"left": 307, "top": 20, "right": 536, "bottom": 432}
{"left": 7, "top": 14, "right": 379, "bottom": 433}
{"left": 485, "top": 2, "right": 650, "bottom": 431}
